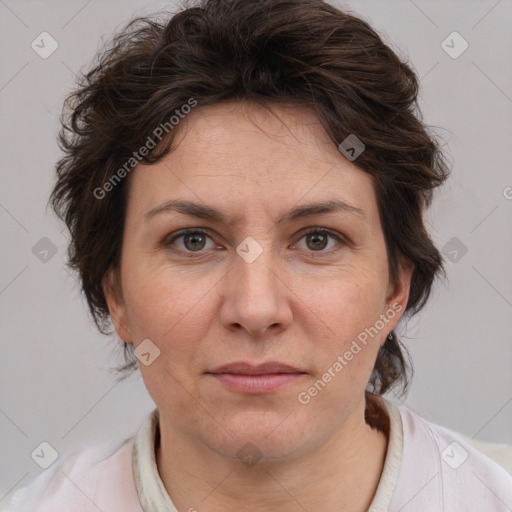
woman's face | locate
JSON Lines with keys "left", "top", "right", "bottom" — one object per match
{"left": 104, "top": 101, "right": 412, "bottom": 462}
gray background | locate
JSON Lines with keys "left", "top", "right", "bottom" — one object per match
{"left": 1, "top": 0, "right": 511, "bottom": 503}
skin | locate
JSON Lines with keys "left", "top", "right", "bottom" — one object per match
{"left": 103, "top": 100, "right": 413, "bottom": 512}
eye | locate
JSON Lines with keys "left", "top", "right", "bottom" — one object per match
{"left": 165, "top": 229, "right": 216, "bottom": 254}
{"left": 293, "top": 228, "right": 345, "bottom": 254}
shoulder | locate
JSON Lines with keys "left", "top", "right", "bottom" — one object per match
{"left": 5, "top": 437, "right": 143, "bottom": 512}
{"left": 390, "top": 403, "right": 512, "bottom": 512}
{"left": 455, "top": 429, "right": 512, "bottom": 475}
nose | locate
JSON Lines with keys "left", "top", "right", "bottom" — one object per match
{"left": 219, "top": 246, "right": 293, "bottom": 338}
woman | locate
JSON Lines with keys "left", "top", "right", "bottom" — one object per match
{"left": 8, "top": 0, "right": 512, "bottom": 510}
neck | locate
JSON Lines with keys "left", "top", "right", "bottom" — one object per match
{"left": 155, "top": 397, "right": 389, "bottom": 512}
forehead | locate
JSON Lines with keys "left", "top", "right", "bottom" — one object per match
{"left": 126, "top": 100, "right": 377, "bottom": 223}
{"left": 170, "top": 100, "right": 340, "bottom": 170}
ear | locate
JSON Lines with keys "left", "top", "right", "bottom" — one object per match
{"left": 101, "top": 268, "right": 134, "bottom": 344}
{"left": 383, "top": 254, "right": 414, "bottom": 332}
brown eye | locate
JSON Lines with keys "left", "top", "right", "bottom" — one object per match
{"left": 295, "top": 228, "right": 345, "bottom": 254}
{"left": 183, "top": 232, "right": 207, "bottom": 251}
{"left": 165, "top": 229, "right": 215, "bottom": 254}
{"left": 305, "top": 232, "right": 329, "bottom": 251}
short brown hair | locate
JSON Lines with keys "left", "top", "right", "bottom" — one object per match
{"left": 50, "top": 0, "right": 449, "bottom": 412}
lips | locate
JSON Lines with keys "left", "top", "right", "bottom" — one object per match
{"left": 207, "top": 361, "right": 305, "bottom": 375}
{"left": 207, "top": 361, "right": 306, "bottom": 394}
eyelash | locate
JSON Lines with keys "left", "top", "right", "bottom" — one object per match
{"left": 163, "top": 227, "right": 346, "bottom": 258}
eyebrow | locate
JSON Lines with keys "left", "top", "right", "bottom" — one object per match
{"left": 144, "top": 198, "right": 365, "bottom": 225}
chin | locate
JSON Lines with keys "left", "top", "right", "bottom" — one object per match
{"left": 201, "top": 412, "right": 315, "bottom": 464}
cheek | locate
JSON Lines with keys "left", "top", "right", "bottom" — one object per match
{"left": 303, "top": 268, "right": 388, "bottom": 376}
{"left": 121, "top": 270, "right": 214, "bottom": 409}
{"left": 121, "top": 261, "right": 216, "bottom": 341}
{"left": 309, "top": 266, "right": 387, "bottom": 329}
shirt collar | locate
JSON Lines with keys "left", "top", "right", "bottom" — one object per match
{"left": 132, "top": 408, "right": 179, "bottom": 512}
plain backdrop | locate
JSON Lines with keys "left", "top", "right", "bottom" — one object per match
{"left": 1, "top": 0, "right": 511, "bottom": 502}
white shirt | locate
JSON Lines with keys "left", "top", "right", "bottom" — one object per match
{"left": 6, "top": 397, "right": 512, "bottom": 511}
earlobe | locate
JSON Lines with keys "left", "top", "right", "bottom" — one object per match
{"left": 101, "top": 268, "right": 134, "bottom": 344}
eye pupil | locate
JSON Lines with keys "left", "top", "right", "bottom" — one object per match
{"left": 184, "top": 233, "right": 206, "bottom": 251}
{"left": 307, "top": 232, "right": 328, "bottom": 251}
